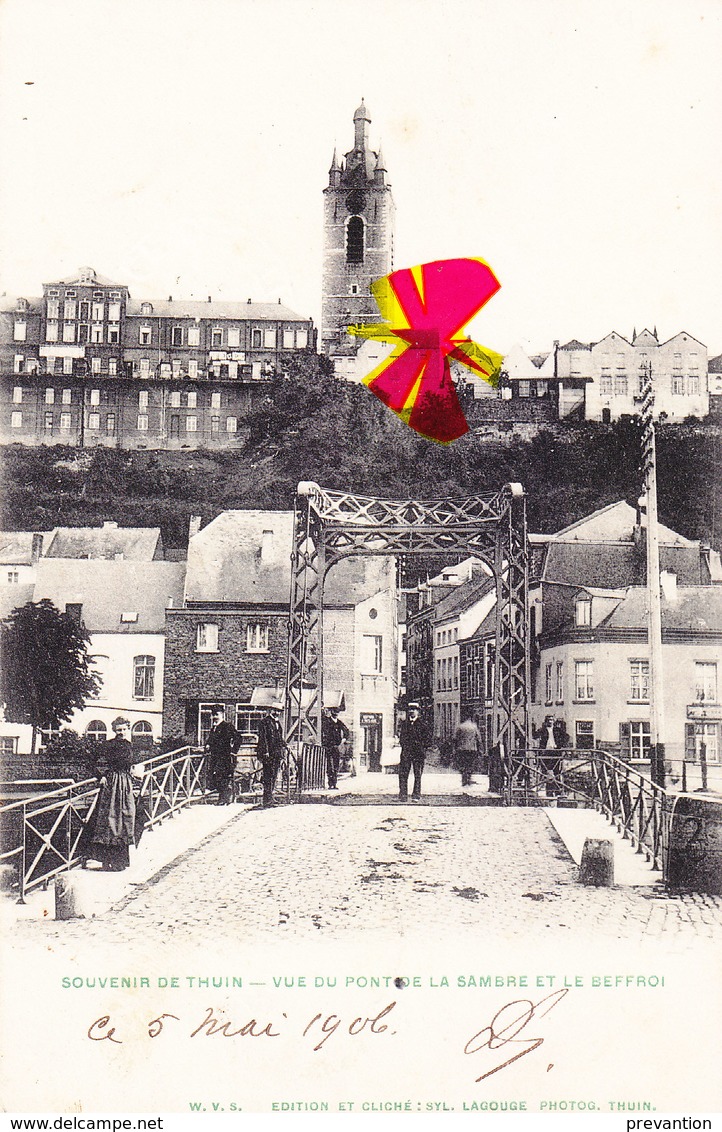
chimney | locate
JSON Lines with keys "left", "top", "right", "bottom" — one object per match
{"left": 31, "top": 533, "right": 44, "bottom": 562}
{"left": 168, "top": 295, "right": 173, "bottom": 301}
{"left": 247, "top": 298, "right": 252, "bottom": 304}
{"left": 660, "top": 570, "right": 677, "bottom": 602}
{"left": 207, "top": 296, "right": 211, "bottom": 303}
{"left": 188, "top": 515, "right": 202, "bottom": 540}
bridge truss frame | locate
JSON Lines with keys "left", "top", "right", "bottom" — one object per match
{"left": 284, "top": 481, "right": 530, "bottom": 757}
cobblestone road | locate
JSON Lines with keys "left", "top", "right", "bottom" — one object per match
{"left": 14, "top": 803, "right": 722, "bottom": 951}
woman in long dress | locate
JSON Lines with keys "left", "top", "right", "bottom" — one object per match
{"left": 85, "top": 716, "right": 145, "bottom": 871}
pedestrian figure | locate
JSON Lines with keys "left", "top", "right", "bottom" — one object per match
{"left": 322, "top": 705, "right": 350, "bottom": 790}
{"left": 256, "top": 700, "right": 286, "bottom": 807}
{"left": 454, "top": 713, "right": 483, "bottom": 786}
{"left": 205, "top": 707, "right": 241, "bottom": 805}
{"left": 535, "top": 715, "right": 570, "bottom": 797}
{"left": 82, "top": 716, "right": 145, "bottom": 872}
{"left": 398, "top": 702, "right": 427, "bottom": 802}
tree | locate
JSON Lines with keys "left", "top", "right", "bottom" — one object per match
{"left": 0, "top": 600, "right": 102, "bottom": 754}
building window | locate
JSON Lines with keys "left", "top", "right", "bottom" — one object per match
{"left": 61, "top": 356, "right": 73, "bottom": 376}
{"left": 246, "top": 623, "right": 269, "bottom": 653}
{"left": 688, "top": 374, "right": 700, "bottom": 396}
{"left": 46, "top": 300, "right": 59, "bottom": 319}
{"left": 44, "top": 411, "right": 53, "bottom": 432}
{"left": 574, "top": 660, "right": 594, "bottom": 701}
{"left": 211, "top": 328, "right": 223, "bottom": 348}
{"left": 517, "top": 380, "right": 531, "bottom": 399}
{"left": 10, "top": 411, "right": 22, "bottom": 429}
{"left": 137, "top": 414, "right": 149, "bottom": 431}
{"left": 108, "top": 302, "right": 121, "bottom": 321}
{"left": 296, "top": 329, "right": 308, "bottom": 349}
{"left": 108, "top": 325, "right": 119, "bottom": 344}
{"left": 672, "top": 373, "right": 685, "bottom": 395}
{"left": 575, "top": 720, "right": 595, "bottom": 750}
{"left": 108, "top": 358, "right": 117, "bottom": 376}
{"left": 63, "top": 300, "right": 76, "bottom": 320}
{"left": 614, "top": 374, "right": 628, "bottom": 396}
{"left": 13, "top": 321, "right": 27, "bottom": 342}
{"left": 187, "top": 391, "right": 197, "bottom": 408}
{"left": 60, "top": 412, "right": 72, "bottom": 431}
{"left": 63, "top": 323, "right": 76, "bottom": 344}
{"left": 630, "top": 659, "right": 649, "bottom": 702}
{"left": 695, "top": 662, "right": 718, "bottom": 703}
{"left": 283, "top": 329, "right": 294, "bottom": 349}
{"left": 227, "top": 327, "right": 240, "bottom": 348}
{"left": 685, "top": 722, "right": 720, "bottom": 765}
{"left": 89, "top": 388, "right": 100, "bottom": 405}
{"left": 575, "top": 598, "right": 591, "bottom": 626}
{"left": 91, "top": 302, "right": 104, "bottom": 322}
{"left": 211, "top": 391, "right": 221, "bottom": 409}
{"left": 261, "top": 328, "right": 274, "bottom": 349}
{"left": 188, "top": 325, "right": 200, "bottom": 347}
{"left": 437, "top": 658, "right": 442, "bottom": 691}
{"left": 7, "top": 569, "right": 19, "bottom": 583}
{"left": 106, "top": 413, "right": 116, "bottom": 435}
{"left": 347, "top": 215, "right": 364, "bottom": 263}
{"left": 252, "top": 329, "right": 262, "bottom": 348}
{"left": 140, "top": 326, "right": 152, "bottom": 345}
{"left": 362, "top": 633, "right": 383, "bottom": 674}
{"left": 545, "top": 663, "right": 553, "bottom": 704}
{"left": 87, "top": 412, "right": 100, "bottom": 430}
{"left": 85, "top": 720, "right": 107, "bottom": 744}
{"left": 171, "top": 326, "right": 184, "bottom": 347}
{"left": 211, "top": 415, "right": 220, "bottom": 433}
{"left": 453, "top": 655, "right": 459, "bottom": 689}
{"left": 133, "top": 655, "right": 155, "bottom": 700}
{"left": 170, "top": 391, "right": 181, "bottom": 408}
{"left": 623, "top": 720, "right": 650, "bottom": 762}
{"left": 89, "top": 356, "right": 101, "bottom": 375}
{"left": 186, "top": 415, "right": 197, "bottom": 432}
{"left": 226, "top": 416, "right": 237, "bottom": 433}
{"left": 12, "top": 386, "right": 22, "bottom": 403}
{"left": 139, "top": 390, "right": 149, "bottom": 409}
{"left": 672, "top": 352, "right": 682, "bottom": 370}
{"left": 556, "top": 660, "right": 564, "bottom": 702}
{"left": 196, "top": 622, "right": 219, "bottom": 653}
{"left": 140, "top": 302, "right": 153, "bottom": 316}
{"left": 197, "top": 702, "right": 225, "bottom": 747}
{"left": 46, "top": 321, "right": 59, "bottom": 342}
{"left": 59, "top": 388, "right": 71, "bottom": 405}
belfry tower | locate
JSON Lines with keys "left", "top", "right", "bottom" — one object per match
{"left": 321, "top": 101, "right": 395, "bottom": 357}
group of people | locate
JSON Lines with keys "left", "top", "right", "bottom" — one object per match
{"left": 205, "top": 703, "right": 287, "bottom": 808}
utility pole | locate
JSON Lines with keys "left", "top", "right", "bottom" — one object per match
{"left": 640, "top": 362, "right": 665, "bottom": 787}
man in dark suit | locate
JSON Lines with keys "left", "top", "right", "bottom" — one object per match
{"left": 205, "top": 708, "right": 241, "bottom": 805}
{"left": 322, "top": 705, "right": 350, "bottom": 790}
{"left": 398, "top": 702, "right": 427, "bottom": 802}
{"left": 256, "top": 700, "right": 286, "bottom": 807}
{"left": 535, "top": 715, "right": 570, "bottom": 797}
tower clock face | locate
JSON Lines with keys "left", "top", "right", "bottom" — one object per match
{"left": 346, "top": 190, "right": 365, "bottom": 214}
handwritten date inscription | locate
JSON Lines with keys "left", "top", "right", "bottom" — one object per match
{"left": 88, "top": 990, "right": 570, "bottom": 1083}
{"left": 88, "top": 1001, "right": 397, "bottom": 1052}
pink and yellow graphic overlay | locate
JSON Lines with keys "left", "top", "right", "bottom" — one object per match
{"left": 349, "top": 257, "right": 503, "bottom": 444}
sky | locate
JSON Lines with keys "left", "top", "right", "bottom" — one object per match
{"left": 0, "top": 0, "right": 720, "bottom": 355}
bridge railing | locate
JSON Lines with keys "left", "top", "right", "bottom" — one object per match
{"left": 0, "top": 778, "right": 100, "bottom": 903}
{"left": 499, "top": 747, "right": 671, "bottom": 873}
{"left": 0, "top": 746, "right": 211, "bottom": 902}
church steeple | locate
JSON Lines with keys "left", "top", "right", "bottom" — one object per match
{"left": 321, "top": 103, "right": 395, "bottom": 359}
{"left": 353, "top": 99, "right": 371, "bottom": 151}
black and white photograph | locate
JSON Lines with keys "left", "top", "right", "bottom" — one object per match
{"left": 0, "top": 0, "right": 720, "bottom": 1121}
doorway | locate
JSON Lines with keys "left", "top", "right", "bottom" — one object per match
{"left": 361, "top": 713, "right": 383, "bottom": 772}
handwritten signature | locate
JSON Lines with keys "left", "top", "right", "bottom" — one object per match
{"left": 464, "top": 988, "right": 569, "bottom": 1083}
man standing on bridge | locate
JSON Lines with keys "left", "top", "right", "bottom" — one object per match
{"left": 398, "top": 702, "right": 427, "bottom": 802}
{"left": 256, "top": 700, "right": 286, "bottom": 807}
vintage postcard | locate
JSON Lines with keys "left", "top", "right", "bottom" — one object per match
{"left": 0, "top": 0, "right": 720, "bottom": 1122}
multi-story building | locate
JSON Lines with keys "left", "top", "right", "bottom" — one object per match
{"left": 432, "top": 578, "right": 495, "bottom": 745}
{"left": 0, "top": 522, "right": 184, "bottom": 755}
{"left": 321, "top": 102, "right": 395, "bottom": 376}
{"left": 555, "top": 329, "right": 709, "bottom": 421}
{"left": 163, "top": 510, "right": 398, "bottom": 769}
{"left": 0, "top": 266, "right": 315, "bottom": 448}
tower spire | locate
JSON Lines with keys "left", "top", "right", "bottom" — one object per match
{"left": 353, "top": 98, "right": 371, "bottom": 151}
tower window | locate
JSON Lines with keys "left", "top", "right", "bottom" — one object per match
{"left": 346, "top": 216, "right": 364, "bottom": 264}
